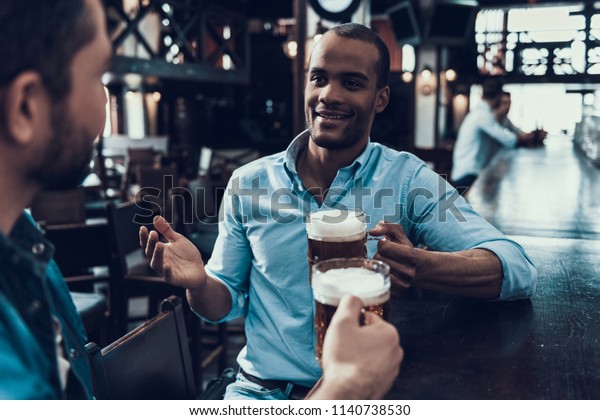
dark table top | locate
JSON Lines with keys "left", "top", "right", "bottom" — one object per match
{"left": 386, "top": 136, "right": 600, "bottom": 400}
{"left": 387, "top": 235, "right": 600, "bottom": 399}
{"left": 467, "top": 136, "right": 600, "bottom": 239}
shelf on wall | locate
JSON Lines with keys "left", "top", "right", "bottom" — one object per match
{"left": 104, "top": 0, "right": 250, "bottom": 84}
{"left": 108, "top": 56, "right": 249, "bottom": 84}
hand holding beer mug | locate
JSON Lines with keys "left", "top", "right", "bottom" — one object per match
{"left": 312, "top": 257, "right": 391, "bottom": 361}
{"left": 306, "top": 209, "right": 367, "bottom": 283}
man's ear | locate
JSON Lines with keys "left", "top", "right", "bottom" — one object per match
{"left": 374, "top": 85, "right": 390, "bottom": 114}
{"left": 3, "top": 71, "right": 50, "bottom": 146}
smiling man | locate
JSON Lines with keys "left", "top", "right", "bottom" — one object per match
{"left": 141, "top": 23, "right": 536, "bottom": 400}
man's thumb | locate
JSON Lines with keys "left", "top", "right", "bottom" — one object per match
{"left": 153, "top": 216, "right": 181, "bottom": 242}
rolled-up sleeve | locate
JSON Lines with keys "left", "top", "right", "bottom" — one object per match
{"left": 475, "top": 238, "right": 537, "bottom": 300}
{"left": 481, "top": 112, "right": 518, "bottom": 148}
{"left": 405, "top": 161, "right": 537, "bottom": 300}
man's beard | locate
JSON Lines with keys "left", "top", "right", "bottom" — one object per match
{"left": 28, "top": 103, "right": 94, "bottom": 191}
{"left": 305, "top": 107, "right": 373, "bottom": 150}
{"left": 307, "top": 122, "right": 363, "bottom": 150}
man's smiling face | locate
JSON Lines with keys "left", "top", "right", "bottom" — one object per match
{"left": 304, "top": 32, "right": 388, "bottom": 150}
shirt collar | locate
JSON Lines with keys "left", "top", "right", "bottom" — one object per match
{"left": 283, "top": 130, "right": 310, "bottom": 175}
{"left": 0, "top": 212, "right": 55, "bottom": 268}
{"left": 283, "top": 130, "right": 374, "bottom": 177}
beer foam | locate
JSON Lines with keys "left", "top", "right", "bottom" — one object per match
{"left": 313, "top": 267, "right": 389, "bottom": 306}
{"left": 307, "top": 209, "right": 365, "bottom": 242}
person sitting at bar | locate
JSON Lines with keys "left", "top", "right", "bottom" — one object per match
{"left": 140, "top": 23, "right": 537, "bottom": 400}
{"left": 0, "top": 0, "right": 401, "bottom": 401}
{"left": 495, "top": 91, "right": 546, "bottom": 147}
{"left": 451, "top": 80, "right": 537, "bottom": 191}
{"left": 496, "top": 92, "right": 523, "bottom": 135}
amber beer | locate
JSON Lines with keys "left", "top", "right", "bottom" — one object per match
{"left": 312, "top": 258, "right": 391, "bottom": 362}
{"left": 307, "top": 209, "right": 367, "bottom": 283}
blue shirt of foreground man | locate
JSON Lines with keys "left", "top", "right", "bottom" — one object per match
{"left": 0, "top": 0, "right": 112, "bottom": 398}
{"left": 141, "top": 23, "right": 537, "bottom": 400}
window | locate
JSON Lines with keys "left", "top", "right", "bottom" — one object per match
{"left": 475, "top": 4, "right": 600, "bottom": 77}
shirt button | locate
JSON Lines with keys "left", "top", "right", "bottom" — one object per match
{"left": 32, "top": 243, "right": 45, "bottom": 256}
{"left": 28, "top": 299, "right": 42, "bottom": 314}
{"left": 69, "top": 348, "right": 79, "bottom": 359}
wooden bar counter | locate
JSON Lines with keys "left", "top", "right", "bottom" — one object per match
{"left": 467, "top": 135, "right": 600, "bottom": 239}
{"left": 385, "top": 136, "right": 600, "bottom": 399}
{"left": 387, "top": 235, "right": 600, "bottom": 399}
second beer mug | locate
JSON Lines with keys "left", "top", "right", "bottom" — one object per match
{"left": 312, "top": 257, "right": 391, "bottom": 362}
{"left": 306, "top": 208, "right": 367, "bottom": 283}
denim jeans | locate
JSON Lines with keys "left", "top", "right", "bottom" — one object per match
{"left": 223, "top": 372, "right": 293, "bottom": 400}
{"left": 452, "top": 173, "right": 478, "bottom": 194}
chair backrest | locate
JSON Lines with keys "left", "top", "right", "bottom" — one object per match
{"left": 135, "top": 164, "right": 179, "bottom": 227}
{"left": 120, "top": 148, "right": 157, "bottom": 200}
{"left": 182, "top": 177, "right": 219, "bottom": 261}
{"left": 128, "top": 148, "right": 156, "bottom": 167}
{"left": 187, "top": 176, "right": 219, "bottom": 225}
{"left": 86, "top": 296, "right": 196, "bottom": 399}
{"left": 136, "top": 164, "right": 177, "bottom": 191}
{"left": 44, "top": 222, "right": 111, "bottom": 278}
{"left": 106, "top": 200, "right": 173, "bottom": 339}
{"left": 106, "top": 200, "right": 152, "bottom": 272}
{"left": 30, "top": 188, "right": 86, "bottom": 225}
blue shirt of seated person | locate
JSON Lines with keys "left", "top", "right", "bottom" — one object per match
{"left": 199, "top": 130, "right": 537, "bottom": 398}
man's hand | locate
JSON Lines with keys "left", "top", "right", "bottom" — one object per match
{"left": 139, "top": 216, "right": 207, "bottom": 290}
{"left": 517, "top": 131, "right": 544, "bottom": 148}
{"left": 309, "top": 295, "right": 403, "bottom": 400}
{"left": 369, "top": 222, "right": 418, "bottom": 290}
{"left": 533, "top": 128, "right": 547, "bottom": 146}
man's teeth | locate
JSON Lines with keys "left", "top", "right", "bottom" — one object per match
{"left": 317, "top": 113, "right": 345, "bottom": 119}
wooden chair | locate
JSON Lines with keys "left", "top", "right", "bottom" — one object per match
{"left": 86, "top": 296, "right": 197, "bottom": 399}
{"left": 184, "top": 176, "right": 220, "bottom": 263}
{"left": 30, "top": 188, "right": 86, "bottom": 225}
{"left": 71, "top": 291, "right": 109, "bottom": 347}
{"left": 106, "top": 199, "right": 233, "bottom": 387}
{"left": 105, "top": 200, "right": 184, "bottom": 338}
{"left": 183, "top": 177, "right": 243, "bottom": 381}
{"left": 135, "top": 164, "right": 179, "bottom": 230}
{"left": 43, "top": 221, "right": 111, "bottom": 287}
{"left": 120, "top": 147, "right": 157, "bottom": 200}
{"left": 44, "top": 221, "right": 112, "bottom": 346}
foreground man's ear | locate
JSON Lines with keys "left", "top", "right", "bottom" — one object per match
{"left": 375, "top": 85, "right": 390, "bottom": 114}
{"left": 2, "top": 71, "right": 50, "bottom": 146}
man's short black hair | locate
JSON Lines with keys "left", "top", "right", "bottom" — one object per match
{"left": 481, "top": 79, "right": 504, "bottom": 100}
{"left": 329, "top": 23, "right": 390, "bottom": 89}
{"left": 0, "top": 0, "right": 96, "bottom": 101}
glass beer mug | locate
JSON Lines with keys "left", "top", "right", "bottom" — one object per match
{"left": 311, "top": 257, "right": 391, "bottom": 362}
{"left": 306, "top": 208, "right": 367, "bottom": 284}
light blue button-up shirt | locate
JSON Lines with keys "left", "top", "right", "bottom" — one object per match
{"left": 452, "top": 101, "right": 519, "bottom": 181}
{"left": 205, "top": 130, "right": 537, "bottom": 386}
